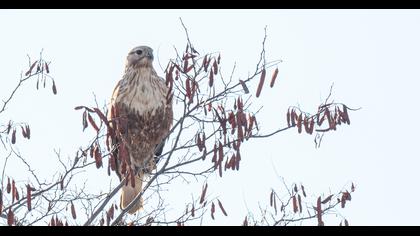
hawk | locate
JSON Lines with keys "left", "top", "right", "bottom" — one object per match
{"left": 108, "top": 46, "right": 173, "bottom": 214}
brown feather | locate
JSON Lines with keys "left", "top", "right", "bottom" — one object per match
{"left": 108, "top": 46, "right": 173, "bottom": 214}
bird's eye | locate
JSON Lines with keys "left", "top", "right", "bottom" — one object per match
{"left": 135, "top": 50, "right": 142, "bottom": 55}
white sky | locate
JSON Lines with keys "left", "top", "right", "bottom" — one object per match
{"left": 1, "top": 9, "right": 420, "bottom": 226}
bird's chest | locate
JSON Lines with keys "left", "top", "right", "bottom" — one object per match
{"left": 118, "top": 78, "right": 166, "bottom": 117}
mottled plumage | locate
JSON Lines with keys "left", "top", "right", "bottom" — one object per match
{"left": 108, "top": 46, "right": 173, "bottom": 214}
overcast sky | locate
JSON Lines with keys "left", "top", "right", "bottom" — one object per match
{"left": 1, "top": 9, "right": 419, "bottom": 226}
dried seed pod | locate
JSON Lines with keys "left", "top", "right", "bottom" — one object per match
{"left": 7, "top": 208, "right": 14, "bottom": 226}
{"left": 209, "top": 68, "right": 214, "bottom": 87}
{"left": 298, "top": 194, "right": 302, "bottom": 213}
{"left": 321, "top": 194, "right": 333, "bottom": 204}
{"left": 210, "top": 202, "right": 215, "bottom": 220}
{"left": 12, "top": 180, "right": 16, "bottom": 203}
{"left": 301, "top": 185, "right": 307, "bottom": 197}
{"left": 217, "top": 199, "right": 228, "bottom": 216}
{"left": 317, "top": 197, "right": 323, "bottom": 226}
{"left": 292, "top": 195, "right": 298, "bottom": 213}
{"left": 297, "top": 114, "right": 303, "bottom": 134}
{"left": 52, "top": 80, "right": 57, "bottom": 95}
{"left": 7, "top": 178, "right": 11, "bottom": 193}
{"left": 213, "top": 60, "right": 218, "bottom": 75}
{"left": 26, "top": 125, "right": 31, "bottom": 139}
{"left": 11, "top": 129, "right": 16, "bottom": 144}
{"left": 25, "top": 60, "right": 38, "bottom": 76}
{"left": 45, "top": 62, "right": 50, "bottom": 73}
{"left": 199, "top": 183, "right": 208, "bottom": 204}
{"left": 270, "top": 68, "right": 279, "bottom": 88}
{"left": 71, "top": 201, "right": 77, "bottom": 219}
{"left": 27, "top": 185, "right": 32, "bottom": 211}
{"left": 239, "top": 80, "right": 249, "bottom": 94}
{"left": 87, "top": 113, "right": 99, "bottom": 133}
{"left": 186, "top": 78, "right": 191, "bottom": 100}
{"left": 256, "top": 68, "right": 266, "bottom": 98}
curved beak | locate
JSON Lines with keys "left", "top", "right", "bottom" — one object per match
{"left": 147, "top": 51, "right": 154, "bottom": 60}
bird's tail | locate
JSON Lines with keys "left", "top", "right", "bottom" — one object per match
{"left": 120, "top": 172, "right": 144, "bottom": 214}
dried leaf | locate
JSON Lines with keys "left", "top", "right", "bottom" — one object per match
{"left": 270, "top": 68, "right": 279, "bottom": 88}
{"left": 239, "top": 80, "right": 249, "bottom": 94}
{"left": 217, "top": 53, "right": 221, "bottom": 64}
{"left": 71, "top": 201, "right": 77, "bottom": 219}
{"left": 217, "top": 199, "right": 228, "bottom": 216}
{"left": 344, "top": 219, "right": 349, "bottom": 226}
{"left": 88, "top": 113, "right": 100, "bottom": 133}
{"left": 351, "top": 183, "right": 355, "bottom": 192}
{"left": 199, "top": 183, "right": 208, "bottom": 204}
{"left": 256, "top": 68, "right": 266, "bottom": 98}
{"left": 294, "top": 184, "right": 298, "bottom": 193}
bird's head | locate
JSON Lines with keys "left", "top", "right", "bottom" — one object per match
{"left": 126, "top": 46, "right": 154, "bottom": 68}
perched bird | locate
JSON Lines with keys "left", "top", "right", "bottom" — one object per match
{"left": 108, "top": 46, "right": 173, "bottom": 214}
